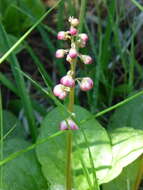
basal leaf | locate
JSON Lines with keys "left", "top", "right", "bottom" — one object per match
{"left": 1, "top": 138, "right": 48, "bottom": 190}
{"left": 102, "top": 157, "right": 142, "bottom": 190}
{"left": 36, "top": 105, "right": 112, "bottom": 189}
{"left": 102, "top": 127, "right": 143, "bottom": 183}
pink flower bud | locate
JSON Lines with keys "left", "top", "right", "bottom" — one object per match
{"left": 70, "top": 18, "right": 79, "bottom": 27}
{"left": 53, "top": 84, "right": 64, "bottom": 97}
{"left": 55, "top": 49, "right": 65, "bottom": 58}
{"left": 53, "top": 84, "right": 67, "bottom": 100}
{"left": 57, "top": 31, "right": 66, "bottom": 40}
{"left": 58, "top": 91, "right": 67, "bottom": 100}
{"left": 80, "top": 77, "right": 94, "bottom": 91}
{"left": 81, "top": 55, "right": 93, "bottom": 64}
{"left": 60, "top": 119, "right": 79, "bottom": 131}
{"left": 60, "top": 75, "right": 75, "bottom": 87}
{"left": 68, "top": 119, "right": 79, "bottom": 130}
{"left": 60, "top": 120, "right": 68, "bottom": 130}
{"left": 79, "top": 33, "right": 88, "bottom": 42}
{"left": 69, "top": 48, "right": 78, "bottom": 59}
{"left": 69, "top": 27, "right": 77, "bottom": 35}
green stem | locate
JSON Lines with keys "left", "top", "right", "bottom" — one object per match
{"left": 66, "top": 63, "right": 75, "bottom": 190}
{"left": 66, "top": 130, "right": 73, "bottom": 190}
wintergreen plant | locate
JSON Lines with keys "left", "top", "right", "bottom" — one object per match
{"left": 1, "top": 1, "right": 143, "bottom": 190}
{"left": 53, "top": 16, "right": 94, "bottom": 189}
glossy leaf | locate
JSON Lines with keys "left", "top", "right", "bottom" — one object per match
{"left": 36, "top": 105, "right": 112, "bottom": 189}
{"left": 102, "top": 127, "right": 143, "bottom": 183}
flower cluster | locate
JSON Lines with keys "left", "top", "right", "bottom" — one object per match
{"left": 53, "top": 16, "right": 94, "bottom": 130}
{"left": 53, "top": 16, "right": 94, "bottom": 101}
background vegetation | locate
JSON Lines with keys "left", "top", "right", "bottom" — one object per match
{"left": 1, "top": 0, "right": 143, "bottom": 189}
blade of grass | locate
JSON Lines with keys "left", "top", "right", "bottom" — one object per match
{"left": 67, "top": 0, "right": 75, "bottom": 16}
{"left": 78, "top": 1, "right": 100, "bottom": 189}
{"left": 12, "top": 3, "right": 57, "bottom": 36}
{"left": 80, "top": 129, "right": 100, "bottom": 190}
{"left": 128, "top": 38, "right": 135, "bottom": 93}
{"left": 78, "top": 0, "right": 87, "bottom": 33}
{"left": 0, "top": 131, "right": 64, "bottom": 167}
{"left": 80, "top": 89, "right": 143, "bottom": 125}
{"left": 0, "top": 0, "right": 62, "bottom": 65}
{"left": 0, "top": 88, "right": 3, "bottom": 189}
{"left": 108, "top": 1, "right": 128, "bottom": 95}
{"left": 93, "top": 35, "right": 103, "bottom": 109}
{"left": 0, "top": 23, "right": 37, "bottom": 141}
{"left": 13, "top": 3, "right": 65, "bottom": 77}
{"left": 78, "top": 0, "right": 87, "bottom": 32}
{"left": 131, "top": 0, "right": 143, "bottom": 11}
{"left": 57, "top": 0, "right": 65, "bottom": 31}
{"left": 55, "top": 0, "right": 66, "bottom": 75}
{"left": 38, "top": 26, "right": 56, "bottom": 57}
{"left": 37, "top": 26, "right": 67, "bottom": 77}
{"left": 74, "top": 138, "right": 94, "bottom": 190}
{"left": 26, "top": 44, "right": 53, "bottom": 88}
{"left": 0, "top": 72, "right": 18, "bottom": 95}
{"left": 0, "top": 72, "right": 47, "bottom": 116}
{"left": 0, "top": 124, "right": 17, "bottom": 141}
{"left": 15, "top": 67, "right": 66, "bottom": 111}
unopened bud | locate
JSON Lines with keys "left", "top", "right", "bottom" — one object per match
{"left": 55, "top": 49, "right": 65, "bottom": 58}
{"left": 53, "top": 84, "right": 64, "bottom": 96}
{"left": 60, "top": 75, "right": 75, "bottom": 87}
{"left": 60, "top": 119, "right": 79, "bottom": 131}
{"left": 60, "top": 120, "right": 68, "bottom": 130}
{"left": 69, "top": 48, "right": 78, "bottom": 59}
{"left": 58, "top": 91, "right": 67, "bottom": 100}
{"left": 57, "top": 31, "right": 67, "bottom": 40}
{"left": 69, "top": 17, "right": 79, "bottom": 27}
{"left": 80, "top": 77, "right": 94, "bottom": 91}
{"left": 69, "top": 27, "right": 78, "bottom": 36}
{"left": 79, "top": 33, "right": 88, "bottom": 42}
{"left": 53, "top": 84, "right": 67, "bottom": 100}
{"left": 81, "top": 55, "right": 93, "bottom": 64}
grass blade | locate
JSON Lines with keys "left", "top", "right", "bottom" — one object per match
{"left": 0, "top": 0, "right": 62, "bottom": 64}
{"left": 0, "top": 88, "right": 3, "bottom": 189}
{"left": 0, "top": 131, "right": 64, "bottom": 167}
{"left": 0, "top": 23, "right": 38, "bottom": 141}
{"left": 26, "top": 44, "right": 53, "bottom": 88}
{"left": 0, "top": 72, "right": 18, "bottom": 95}
{"left": 131, "top": 0, "right": 143, "bottom": 11}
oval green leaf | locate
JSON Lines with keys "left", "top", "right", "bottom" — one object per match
{"left": 36, "top": 105, "right": 112, "bottom": 189}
